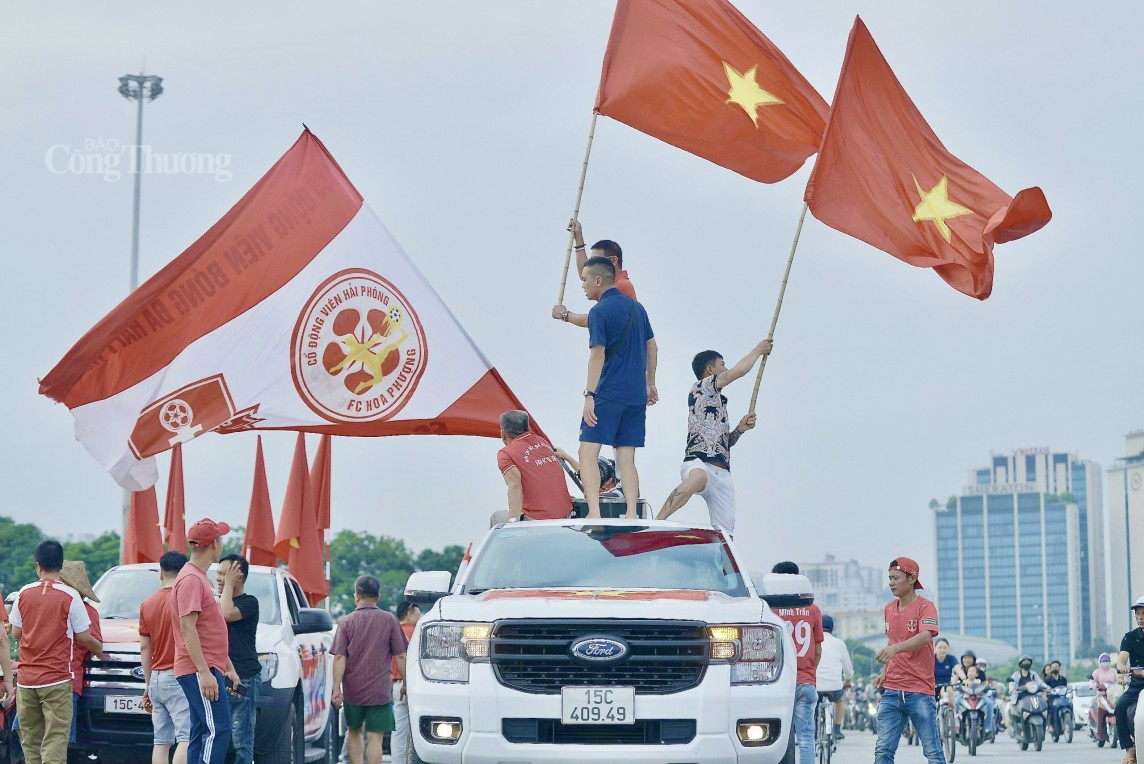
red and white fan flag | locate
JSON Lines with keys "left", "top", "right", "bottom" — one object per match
{"left": 40, "top": 130, "right": 538, "bottom": 489}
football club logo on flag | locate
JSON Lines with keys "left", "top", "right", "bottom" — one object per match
{"left": 291, "top": 268, "right": 428, "bottom": 422}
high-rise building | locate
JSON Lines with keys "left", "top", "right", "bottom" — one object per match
{"left": 1107, "top": 431, "right": 1144, "bottom": 638}
{"left": 933, "top": 448, "right": 1106, "bottom": 662}
{"left": 795, "top": 556, "right": 890, "bottom": 641}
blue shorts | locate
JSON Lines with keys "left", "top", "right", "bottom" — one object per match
{"left": 580, "top": 398, "right": 646, "bottom": 447}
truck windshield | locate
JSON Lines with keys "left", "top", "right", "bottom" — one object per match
{"left": 464, "top": 525, "right": 749, "bottom": 596}
{"left": 93, "top": 569, "right": 281, "bottom": 625}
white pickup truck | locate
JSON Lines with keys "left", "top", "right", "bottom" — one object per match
{"left": 75, "top": 563, "right": 340, "bottom": 764}
{"left": 403, "top": 519, "right": 810, "bottom": 764}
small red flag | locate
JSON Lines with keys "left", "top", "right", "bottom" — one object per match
{"left": 310, "top": 435, "right": 332, "bottom": 533}
{"left": 163, "top": 444, "right": 187, "bottom": 553}
{"left": 243, "top": 436, "right": 277, "bottom": 568}
{"left": 804, "top": 18, "right": 1051, "bottom": 299}
{"left": 274, "top": 434, "right": 328, "bottom": 605}
{"left": 595, "top": 0, "right": 828, "bottom": 183}
{"left": 122, "top": 488, "right": 163, "bottom": 564}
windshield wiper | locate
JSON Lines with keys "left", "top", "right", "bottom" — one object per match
{"left": 465, "top": 588, "right": 488, "bottom": 596}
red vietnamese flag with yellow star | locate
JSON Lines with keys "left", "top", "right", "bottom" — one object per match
{"left": 595, "top": 0, "right": 828, "bottom": 183}
{"left": 804, "top": 18, "right": 1051, "bottom": 299}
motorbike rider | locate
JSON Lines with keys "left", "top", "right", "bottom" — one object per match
{"left": 1116, "top": 596, "right": 1144, "bottom": 761}
{"left": 1008, "top": 657, "right": 1045, "bottom": 720}
{"left": 1043, "top": 660, "right": 1070, "bottom": 737}
{"left": 1091, "top": 653, "right": 1119, "bottom": 745}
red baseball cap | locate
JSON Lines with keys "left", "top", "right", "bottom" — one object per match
{"left": 187, "top": 518, "right": 231, "bottom": 546}
{"left": 889, "top": 557, "right": 924, "bottom": 589}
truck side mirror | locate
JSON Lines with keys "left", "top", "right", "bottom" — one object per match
{"left": 294, "top": 608, "right": 334, "bottom": 635}
{"left": 758, "top": 574, "right": 815, "bottom": 609}
{"left": 405, "top": 570, "right": 452, "bottom": 606}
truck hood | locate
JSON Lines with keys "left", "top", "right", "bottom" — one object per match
{"left": 438, "top": 589, "right": 768, "bottom": 625}
{"left": 99, "top": 618, "right": 292, "bottom": 653}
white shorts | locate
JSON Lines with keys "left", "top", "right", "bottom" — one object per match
{"left": 681, "top": 459, "right": 737, "bottom": 534}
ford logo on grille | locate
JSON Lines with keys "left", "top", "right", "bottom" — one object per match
{"left": 570, "top": 636, "right": 629, "bottom": 663}
{"left": 132, "top": 667, "right": 145, "bottom": 680}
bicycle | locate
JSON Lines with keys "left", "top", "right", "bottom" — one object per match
{"left": 937, "top": 685, "right": 957, "bottom": 762}
{"left": 815, "top": 693, "right": 836, "bottom": 764}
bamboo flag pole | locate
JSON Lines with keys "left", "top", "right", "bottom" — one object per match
{"left": 749, "top": 201, "right": 810, "bottom": 413}
{"left": 556, "top": 111, "right": 600, "bottom": 306}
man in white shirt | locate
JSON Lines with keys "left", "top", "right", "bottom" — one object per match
{"left": 816, "top": 615, "right": 854, "bottom": 740}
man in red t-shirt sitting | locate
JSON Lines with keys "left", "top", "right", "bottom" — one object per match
{"left": 872, "top": 557, "right": 945, "bottom": 764}
{"left": 771, "top": 561, "right": 823, "bottom": 764}
{"left": 495, "top": 411, "right": 572, "bottom": 521}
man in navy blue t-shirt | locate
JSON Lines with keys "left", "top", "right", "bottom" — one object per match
{"left": 578, "top": 256, "right": 657, "bottom": 519}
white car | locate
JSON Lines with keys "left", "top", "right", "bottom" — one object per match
{"left": 1069, "top": 681, "right": 1094, "bottom": 729}
{"left": 403, "top": 519, "right": 807, "bottom": 764}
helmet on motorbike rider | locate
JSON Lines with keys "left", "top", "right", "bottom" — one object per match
{"left": 1099, "top": 652, "right": 1112, "bottom": 665}
{"left": 822, "top": 615, "right": 834, "bottom": 633}
{"left": 959, "top": 650, "right": 976, "bottom": 669}
{"left": 1018, "top": 655, "right": 1033, "bottom": 670}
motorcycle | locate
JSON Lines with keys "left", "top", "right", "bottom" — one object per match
{"left": 1008, "top": 680, "right": 1048, "bottom": 751}
{"left": 957, "top": 684, "right": 989, "bottom": 756}
{"left": 1088, "top": 683, "right": 1119, "bottom": 748}
{"left": 865, "top": 697, "right": 879, "bottom": 735}
{"left": 1047, "top": 685, "right": 1074, "bottom": 743}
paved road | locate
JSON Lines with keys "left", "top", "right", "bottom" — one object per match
{"left": 832, "top": 724, "right": 1124, "bottom": 763}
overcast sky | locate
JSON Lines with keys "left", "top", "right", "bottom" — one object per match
{"left": 3, "top": 1, "right": 1141, "bottom": 584}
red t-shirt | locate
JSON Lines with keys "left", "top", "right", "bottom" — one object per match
{"left": 775, "top": 604, "right": 824, "bottom": 685}
{"left": 497, "top": 433, "right": 572, "bottom": 520}
{"left": 883, "top": 596, "right": 940, "bottom": 694}
{"left": 615, "top": 271, "right": 638, "bottom": 301}
{"left": 139, "top": 587, "right": 178, "bottom": 672}
{"left": 10, "top": 579, "right": 91, "bottom": 689}
{"left": 172, "top": 564, "right": 229, "bottom": 677}
{"left": 391, "top": 621, "right": 416, "bottom": 681}
{"left": 70, "top": 602, "right": 103, "bottom": 696}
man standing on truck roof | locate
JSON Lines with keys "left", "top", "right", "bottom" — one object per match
{"left": 174, "top": 519, "right": 240, "bottom": 764}
{"left": 551, "top": 219, "right": 638, "bottom": 327}
{"left": 873, "top": 557, "right": 945, "bottom": 764}
{"left": 389, "top": 601, "right": 421, "bottom": 764}
{"left": 655, "top": 341, "right": 772, "bottom": 535}
{"left": 59, "top": 561, "right": 104, "bottom": 748}
{"left": 577, "top": 256, "right": 657, "bottom": 519}
{"left": 10, "top": 539, "right": 103, "bottom": 764}
{"left": 218, "top": 554, "right": 260, "bottom": 764}
{"left": 141, "top": 551, "right": 190, "bottom": 764}
{"left": 496, "top": 410, "right": 573, "bottom": 522}
{"left": 771, "top": 561, "right": 824, "bottom": 764}
{"left": 331, "top": 575, "right": 408, "bottom": 764}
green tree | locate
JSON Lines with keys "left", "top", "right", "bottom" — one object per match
{"left": 415, "top": 545, "right": 465, "bottom": 574}
{"left": 63, "top": 531, "right": 122, "bottom": 582}
{"left": 329, "top": 530, "right": 415, "bottom": 616}
{"left": 222, "top": 526, "right": 244, "bottom": 558}
{"left": 846, "top": 638, "right": 879, "bottom": 681}
{"left": 0, "top": 517, "right": 45, "bottom": 594}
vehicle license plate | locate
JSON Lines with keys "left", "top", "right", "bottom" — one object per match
{"left": 561, "top": 686, "right": 635, "bottom": 725}
{"left": 104, "top": 695, "right": 148, "bottom": 714}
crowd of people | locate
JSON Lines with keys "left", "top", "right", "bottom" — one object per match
{"left": 0, "top": 520, "right": 419, "bottom": 764}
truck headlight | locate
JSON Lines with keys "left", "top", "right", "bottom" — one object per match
{"left": 709, "top": 625, "right": 783, "bottom": 685}
{"left": 420, "top": 623, "right": 491, "bottom": 683}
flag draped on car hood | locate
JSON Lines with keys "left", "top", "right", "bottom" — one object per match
{"left": 40, "top": 130, "right": 538, "bottom": 490}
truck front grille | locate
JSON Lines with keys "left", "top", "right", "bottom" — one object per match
{"left": 489, "top": 620, "right": 708, "bottom": 695}
{"left": 86, "top": 651, "right": 144, "bottom": 690}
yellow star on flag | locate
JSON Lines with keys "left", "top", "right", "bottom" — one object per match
{"left": 722, "top": 62, "right": 783, "bottom": 127}
{"left": 912, "top": 175, "right": 973, "bottom": 243}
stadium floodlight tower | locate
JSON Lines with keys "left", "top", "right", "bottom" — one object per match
{"left": 117, "top": 73, "right": 163, "bottom": 558}
{"left": 118, "top": 73, "right": 164, "bottom": 291}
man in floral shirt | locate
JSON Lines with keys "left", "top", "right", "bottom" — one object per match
{"left": 656, "top": 339, "right": 772, "bottom": 535}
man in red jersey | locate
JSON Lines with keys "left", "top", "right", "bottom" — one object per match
{"left": 10, "top": 540, "right": 103, "bottom": 764}
{"left": 140, "top": 551, "right": 190, "bottom": 764}
{"left": 496, "top": 410, "right": 572, "bottom": 521}
{"left": 873, "top": 557, "right": 945, "bottom": 764}
{"left": 173, "top": 519, "right": 240, "bottom": 764}
{"left": 771, "top": 561, "right": 823, "bottom": 764}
